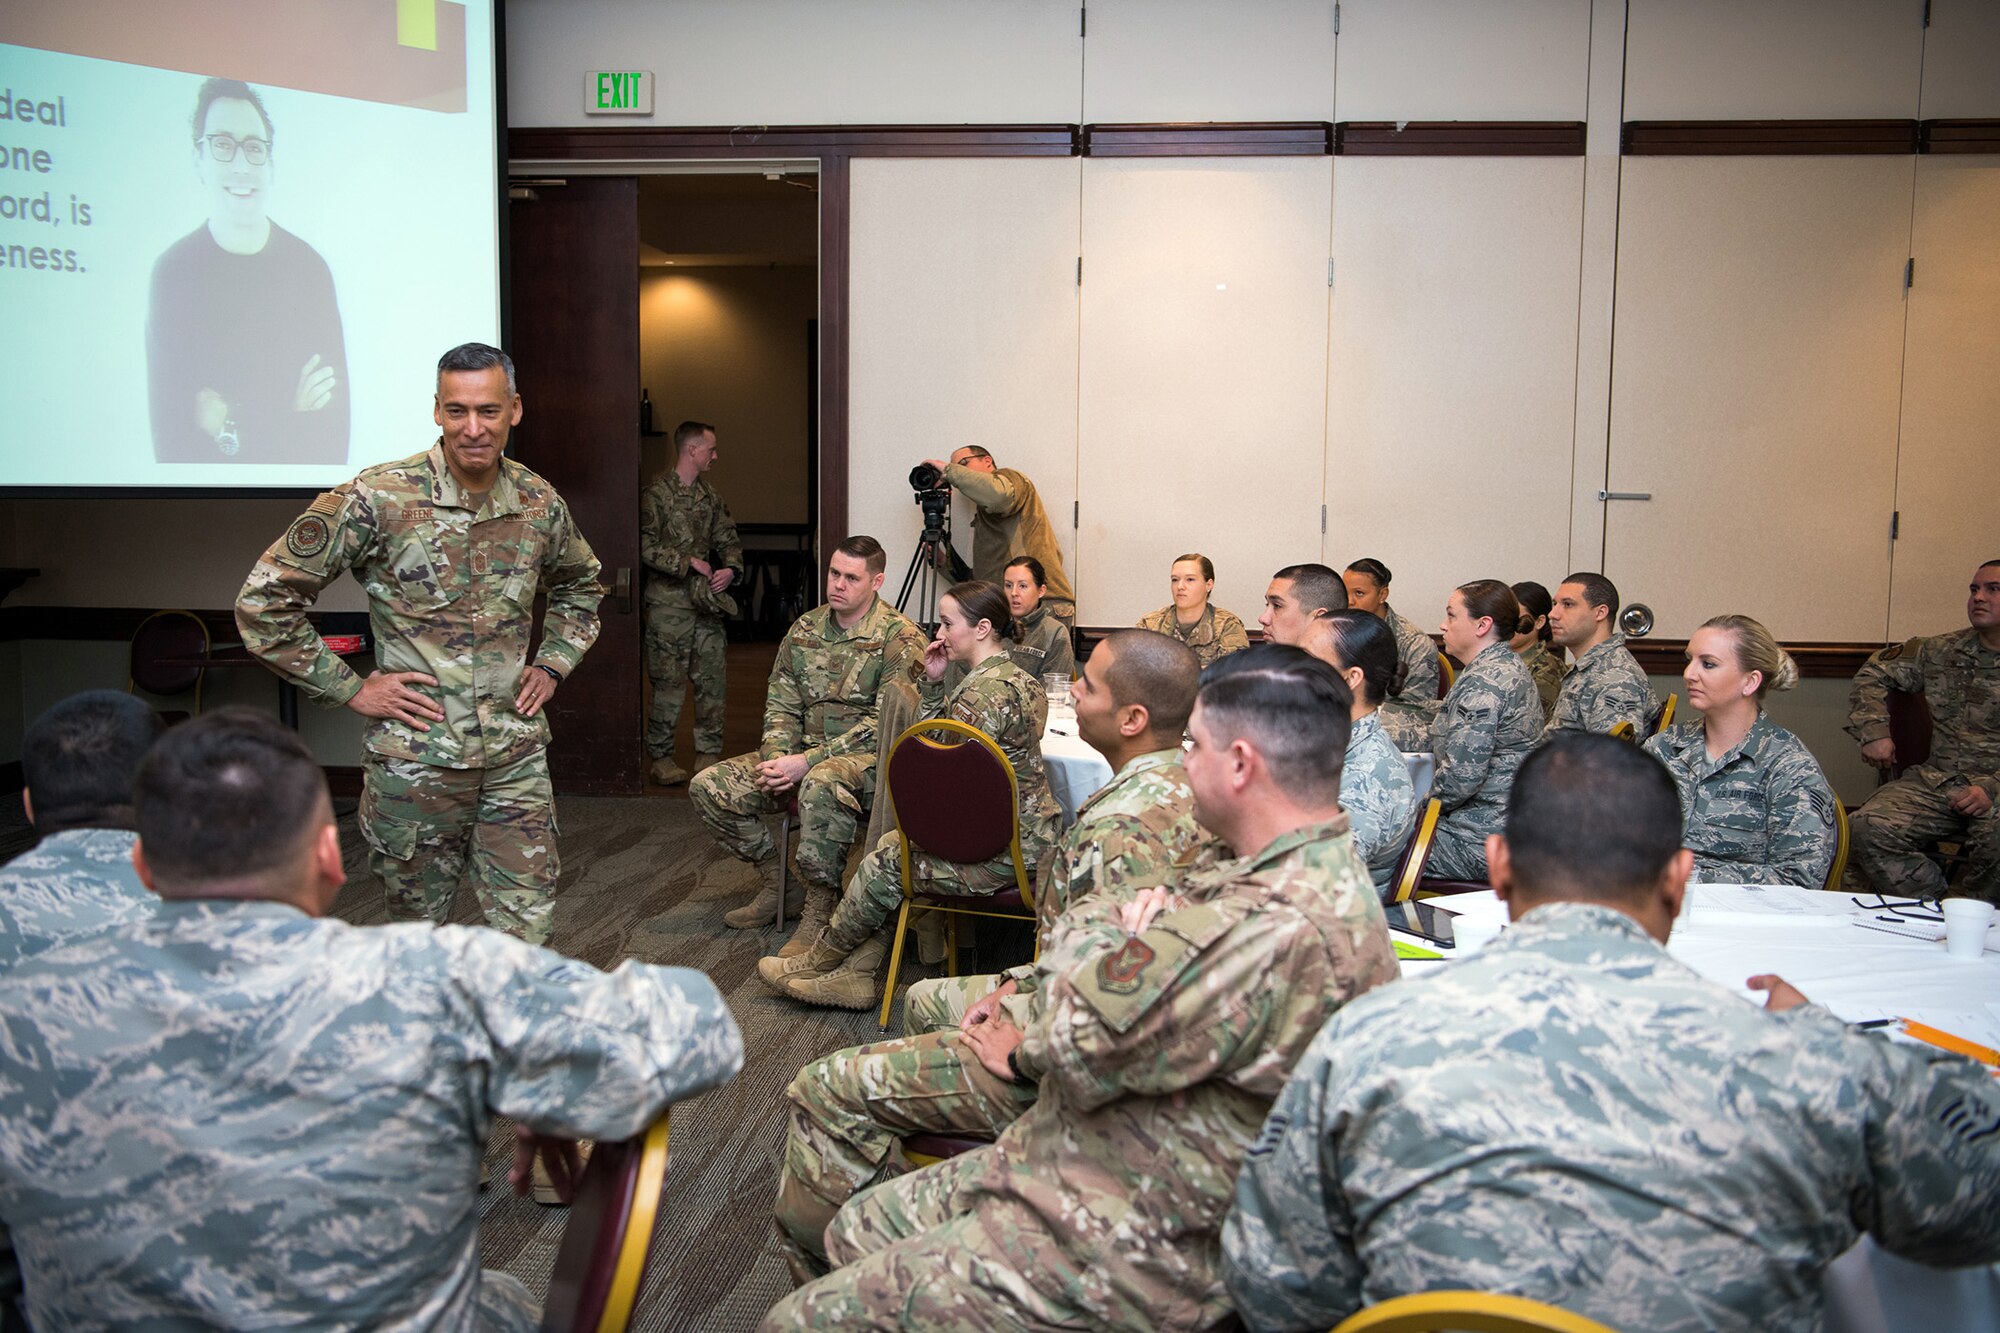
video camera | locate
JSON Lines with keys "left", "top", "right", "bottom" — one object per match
{"left": 908, "top": 462, "right": 951, "bottom": 538}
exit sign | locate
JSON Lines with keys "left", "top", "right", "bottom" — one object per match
{"left": 584, "top": 70, "right": 654, "bottom": 115}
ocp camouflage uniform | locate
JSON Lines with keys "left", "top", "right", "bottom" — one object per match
{"left": 640, "top": 469, "right": 742, "bottom": 757}
{"left": 1341, "top": 713, "right": 1419, "bottom": 899}
{"left": 942, "top": 603, "right": 1076, "bottom": 691}
{"left": 1517, "top": 638, "right": 1566, "bottom": 720}
{"left": 1427, "top": 642, "right": 1542, "bottom": 881}
{"left": 770, "top": 749, "right": 1204, "bottom": 1267}
{"left": 1644, "top": 715, "right": 1838, "bottom": 888}
{"left": 943, "top": 462, "right": 1076, "bottom": 622}
{"left": 1221, "top": 902, "right": 2000, "bottom": 1333}
{"left": 1135, "top": 604, "right": 1252, "bottom": 669}
{"left": 1846, "top": 628, "right": 2000, "bottom": 901}
{"left": 762, "top": 817, "right": 1399, "bottom": 1332}
{"left": 237, "top": 445, "right": 602, "bottom": 945}
{"left": 1383, "top": 603, "right": 1440, "bottom": 702}
{"left": 0, "top": 828, "right": 153, "bottom": 971}
{"left": 690, "top": 597, "right": 927, "bottom": 890}
{"left": 811, "top": 655, "right": 1062, "bottom": 956}
{"left": 0, "top": 901, "right": 743, "bottom": 1331}
{"left": 1546, "top": 631, "right": 1654, "bottom": 736}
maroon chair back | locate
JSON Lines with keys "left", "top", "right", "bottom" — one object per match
{"left": 130, "top": 610, "right": 208, "bottom": 697}
{"left": 1885, "top": 688, "right": 1933, "bottom": 778}
{"left": 888, "top": 728, "right": 1016, "bottom": 865}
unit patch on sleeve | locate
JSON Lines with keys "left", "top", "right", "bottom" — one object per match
{"left": 285, "top": 514, "right": 332, "bottom": 559}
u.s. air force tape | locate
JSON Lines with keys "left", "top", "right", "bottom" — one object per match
{"left": 286, "top": 514, "right": 332, "bottom": 558}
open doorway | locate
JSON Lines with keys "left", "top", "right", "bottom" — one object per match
{"left": 637, "top": 169, "right": 819, "bottom": 791}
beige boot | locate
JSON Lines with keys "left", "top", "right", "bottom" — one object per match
{"left": 693, "top": 751, "right": 724, "bottom": 777}
{"left": 782, "top": 934, "right": 890, "bottom": 1011}
{"left": 757, "top": 935, "right": 849, "bottom": 991}
{"left": 778, "top": 886, "right": 839, "bottom": 959}
{"left": 649, "top": 757, "right": 688, "bottom": 785}
{"left": 723, "top": 876, "right": 805, "bottom": 929}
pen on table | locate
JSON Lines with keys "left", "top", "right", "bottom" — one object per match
{"left": 1852, "top": 1019, "right": 1895, "bottom": 1030}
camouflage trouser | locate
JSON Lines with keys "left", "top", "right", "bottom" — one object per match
{"left": 689, "top": 752, "right": 875, "bottom": 891}
{"left": 822, "top": 829, "right": 1023, "bottom": 955}
{"left": 1426, "top": 806, "right": 1496, "bottom": 881}
{"left": 477, "top": 1270, "right": 541, "bottom": 1332}
{"left": 903, "top": 973, "right": 1005, "bottom": 1035}
{"left": 760, "top": 1150, "right": 1083, "bottom": 1332}
{"left": 643, "top": 596, "right": 727, "bottom": 756}
{"left": 772, "top": 1027, "right": 1039, "bottom": 1267}
{"left": 360, "top": 751, "right": 559, "bottom": 946}
{"left": 1850, "top": 776, "right": 2000, "bottom": 903}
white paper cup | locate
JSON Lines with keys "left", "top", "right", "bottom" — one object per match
{"left": 1942, "top": 898, "right": 1996, "bottom": 960}
{"left": 1453, "top": 918, "right": 1504, "bottom": 955}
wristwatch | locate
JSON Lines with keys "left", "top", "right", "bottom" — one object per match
{"left": 1005, "top": 1049, "right": 1023, "bottom": 1083}
{"left": 534, "top": 664, "right": 563, "bottom": 684}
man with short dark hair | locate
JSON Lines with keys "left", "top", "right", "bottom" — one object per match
{"left": 764, "top": 645, "right": 1397, "bottom": 1331}
{"left": 238, "top": 343, "right": 603, "bottom": 947}
{"left": 767, "top": 628, "right": 1211, "bottom": 1273}
{"left": 1545, "top": 571, "right": 1653, "bottom": 736}
{"left": 1846, "top": 559, "right": 2000, "bottom": 902}
{"left": 691, "top": 536, "right": 927, "bottom": 933}
{"left": 0, "top": 691, "right": 165, "bottom": 969}
{"left": 1258, "top": 563, "right": 1348, "bottom": 646}
{"left": 640, "top": 420, "right": 743, "bottom": 785}
{"left": 1223, "top": 733, "right": 2000, "bottom": 1333}
{"left": 148, "top": 76, "right": 347, "bottom": 463}
{"left": 919, "top": 446, "right": 1076, "bottom": 624}
{"left": 0, "top": 709, "right": 743, "bottom": 1331}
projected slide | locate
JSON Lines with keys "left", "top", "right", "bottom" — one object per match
{"left": 0, "top": 0, "right": 501, "bottom": 488}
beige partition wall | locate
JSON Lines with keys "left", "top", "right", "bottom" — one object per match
{"left": 1624, "top": 0, "right": 1923, "bottom": 120}
{"left": 1325, "top": 157, "right": 1587, "bottom": 629}
{"left": 1076, "top": 158, "right": 1334, "bottom": 625}
{"left": 848, "top": 158, "right": 1083, "bottom": 596}
{"left": 1081, "top": 0, "right": 1338, "bottom": 123}
{"left": 1888, "top": 156, "right": 2000, "bottom": 639}
{"left": 1333, "top": 0, "right": 1591, "bottom": 121}
{"left": 1604, "top": 157, "right": 1914, "bottom": 642}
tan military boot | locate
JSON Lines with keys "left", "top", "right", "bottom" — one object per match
{"left": 782, "top": 934, "right": 890, "bottom": 1011}
{"left": 758, "top": 936, "right": 848, "bottom": 992}
{"left": 693, "top": 751, "right": 723, "bottom": 777}
{"left": 777, "top": 886, "right": 839, "bottom": 959}
{"left": 649, "top": 757, "right": 688, "bottom": 786}
{"left": 723, "top": 877, "right": 804, "bottom": 929}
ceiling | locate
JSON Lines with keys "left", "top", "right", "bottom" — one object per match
{"left": 637, "top": 171, "right": 819, "bottom": 269}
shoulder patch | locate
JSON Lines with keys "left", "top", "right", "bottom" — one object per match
{"left": 1097, "top": 936, "right": 1155, "bottom": 995}
{"left": 306, "top": 490, "right": 344, "bottom": 517}
{"left": 285, "top": 513, "right": 333, "bottom": 559}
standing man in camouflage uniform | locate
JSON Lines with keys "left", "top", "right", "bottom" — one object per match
{"left": 762, "top": 646, "right": 1398, "bottom": 1331}
{"left": 0, "top": 710, "right": 744, "bottom": 1331}
{"left": 0, "top": 693, "right": 164, "bottom": 970}
{"left": 641, "top": 420, "right": 743, "bottom": 786}
{"left": 691, "top": 536, "right": 927, "bottom": 931}
{"left": 1223, "top": 734, "right": 2000, "bottom": 1333}
{"left": 1545, "top": 571, "right": 1655, "bottom": 736}
{"left": 767, "top": 629, "right": 1207, "bottom": 1273}
{"left": 237, "top": 343, "right": 602, "bottom": 947}
{"left": 1847, "top": 559, "right": 2000, "bottom": 901}
{"left": 921, "top": 446, "right": 1076, "bottom": 625}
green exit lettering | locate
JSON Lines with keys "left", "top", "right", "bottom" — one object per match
{"left": 595, "top": 72, "right": 643, "bottom": 110}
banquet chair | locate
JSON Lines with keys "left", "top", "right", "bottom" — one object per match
{"left": 1824, "top": 802, "right": 1851, "bottom": 892}
{"left": 772, "top": 793, "right": 802, "bottom": 928}
{"left": 129, "top": 608, "right": 209, "bottom": 724}
{"left": 1389, "top": 799, "right": 1442, "bottom": 904}
{"left": 1436, "top": 652, "right": 1456, "bottom": 697}
{"left": 902, "top": 1130, "right": 993, "bottom": 1168}
{"left": 540, "top": 1113, "right": 672, "bottom": 1333}
{"left": 1651, "top": 693, "right": 1677, "bottom": 735}
{"left": 1608, "top": 721, "right": 1636, "bottom": 742}
{"left": 1330, "top": 1290, "right": 1622, "bottom": 1333}
{"left": 879, "top": 718, "right": 1036, "bottom": 1028}
{"left": 1881, "top": 688, "right": 1968, "bottom": 884}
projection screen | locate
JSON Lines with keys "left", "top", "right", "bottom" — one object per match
{"left": 0, "top": 0, "right": 503, "bottom": 490}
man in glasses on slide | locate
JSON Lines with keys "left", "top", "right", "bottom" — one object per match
{"left": 147, "top": 76, "right": 348, "bottom": 464}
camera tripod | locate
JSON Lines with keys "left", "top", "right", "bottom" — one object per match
{"left": 894, "top": 497, "right": 967, "bottom": 633}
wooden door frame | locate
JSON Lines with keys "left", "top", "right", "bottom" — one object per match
{"left": 507, "top": 126, "right": 1077, "bottom": 564}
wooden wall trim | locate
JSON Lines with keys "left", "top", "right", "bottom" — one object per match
{"left": 508, "top": 125, "right": 1078, "bottom": 161}
{"left": 1622, "top": 119, "right": 1919, "bottom": 156}
{"left": 1076, "top": 627, "right": 1881, "bottom": 679}
{"left": 0, "top": 606, "right": 367, "bottom": 645}
{"left": 1921, "top": 119, "right": 2000, "bottom": 154}
{"left": 816, "top": 153, "right": 851, "bottom": 558}
{"left": 1336, "top": 121, "right": 1585, "bottom": 156}
{"left": 1082, "top": 122, "right": 1330, "bottom": 156}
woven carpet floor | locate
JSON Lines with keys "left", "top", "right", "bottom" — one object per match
{"left": 328, "top": 790, "right": 945, "bottom": 1332}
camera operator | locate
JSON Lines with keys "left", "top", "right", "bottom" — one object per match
{"left": 919, "top": 447, "right": 1075, "bottom": 627}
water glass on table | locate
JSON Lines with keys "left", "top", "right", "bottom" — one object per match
{"left": 1043, "top": 672, "right": 1071, "bottom": 716}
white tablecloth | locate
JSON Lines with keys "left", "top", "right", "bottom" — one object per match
{"left": 1038, "top": 726, "right": 1435, "bottom": 824}
{"left": 1388, "top": 885, "right": 2000, "bottom": 1333}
